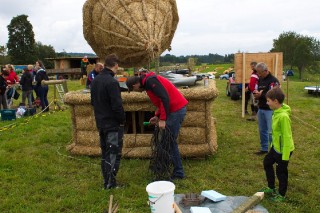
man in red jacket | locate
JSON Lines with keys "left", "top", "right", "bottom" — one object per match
{"left": 126, "top": 72, "right": 188, "bottom": 180}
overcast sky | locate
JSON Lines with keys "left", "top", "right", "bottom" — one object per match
{"left": 1, "top": 0, "right": 320, "bottom": 56}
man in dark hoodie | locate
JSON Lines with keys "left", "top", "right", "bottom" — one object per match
{"left": 20, "top": 67, "right": 33, "bottom": 108}
{"left": 91, "top": 54, "right": 125, "bottom": 189}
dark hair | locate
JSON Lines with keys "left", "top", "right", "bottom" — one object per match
{"left": 250, "top": 61, "right": 257, "bottom": 66}
{"left": 126, "top": 76, "right": 141, "bottom": 91}
{"left": 36, "top": 60, "right": 44, "bottom": 68}
{"left": 266, "top": 87, "right": 285, "bottom": 104}
{"left": 104, "top": 53, "right": 119, "bottom": 68}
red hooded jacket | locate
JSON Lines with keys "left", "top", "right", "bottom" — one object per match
{"left": 141, "top": 72, "right": 188, "bottom": 120}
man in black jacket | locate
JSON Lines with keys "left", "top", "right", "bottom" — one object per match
{"left": 253, "top": 62, "right": 280, "bottom": 155}
{"left": 91, "top": 54, "right": 125, "bottom": 189}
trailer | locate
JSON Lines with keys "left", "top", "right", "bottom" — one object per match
{"left": 304, "top": 86, "right": 320, "bottom": 94}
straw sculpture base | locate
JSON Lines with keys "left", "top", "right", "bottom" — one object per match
{"left": 65, "top": 80, "right": 219, "bottom": 158}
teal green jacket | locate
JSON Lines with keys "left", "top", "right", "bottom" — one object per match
{"left": 271, "top": 104, "right": 295, "bottom": 160}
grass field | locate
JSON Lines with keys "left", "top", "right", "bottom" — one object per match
{"left": 0, "top": 78, "right": 320, "bottom": 212}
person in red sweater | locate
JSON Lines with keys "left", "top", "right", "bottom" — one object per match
{"left": 246, "top": 62, "right": 259, "bottom": 121}
{"left": 126, "top": 72, "right": 188, "bottom": 180}
{"left": 4, "top": 64, "right": 19, "bottom": 85}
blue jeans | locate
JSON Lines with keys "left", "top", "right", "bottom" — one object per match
{"left": 37, "top": 86, "right": 49, "bottom": 110}
{"left": 257, "top": 109, "right": 273, "bottom": 152}
{"left": 165, "top": 106, "right": 186, "bottom": 178}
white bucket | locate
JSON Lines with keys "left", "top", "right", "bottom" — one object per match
{"left": 146, "top": 181, "right": 175, "bottom": 213}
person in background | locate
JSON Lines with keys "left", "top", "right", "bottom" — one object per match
{"left": 35, "top": 60, "right": 45, "bottom": 69}
{"left": 20, "top": 67, "right": 33, "bottom": 108}
{"left": 91, "top": 54, "right": 125, "bottom": 189}
{"left": 259, "top": 87, "right": 294, "bottom": 202}
{"left": 246, "top": 61, "right": 259, "bottom": 121}
{"left": 34, "top": 65, "right": 49, "bottom": 112}
{"left": 27, "top": 64, "right": 36, "bottom": 103}
{"left": 126, "top": 70, "right": 188, "bottom": 180}
{"left": 80, "top": 55, "right": 90, "bottom": 77}
{"left": 253, "top": 62, "right": 280, "bottom": 155}
{"left": 4, "top": 64, "right": 19, "bottom": 85}
{"left": 86, "top": 63, "right": 104, "bottom": 89}
{"left": 0, "top": 66, "right": 8, "bottom": 109}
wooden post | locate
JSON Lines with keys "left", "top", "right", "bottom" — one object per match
{"left": 275, "top": 53, "right": 279, "bottom": 78}
{"left": 241, "top": 53, "right": 246, "bottom": 118}
{"left": 232, "top": 192, "right": 264, "bottom": 213}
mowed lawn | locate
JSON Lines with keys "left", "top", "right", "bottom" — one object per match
{"left": 0, "top": 78, "right": 319, "bottom": 212}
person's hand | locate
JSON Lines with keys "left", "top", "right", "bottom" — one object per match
{"left": 149, "top": 116, "right": 159, "bottom": 125}
{"left": 253, "top": 90, "right": 262, "bottom": 98}
{"left": 158, "top": 120, "right": 166, "bottom": 129}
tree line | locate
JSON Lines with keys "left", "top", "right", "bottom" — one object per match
{"left": 1, "top": 14, "right": 320, "bottom": 79}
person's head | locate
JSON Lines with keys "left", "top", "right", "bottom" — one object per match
{"left": 104, "top": 54, "right": 119, "bottom": 73}
{"left": 35, "top": 60, "right": 44, "bottom": 68}
{"left": 255, "top": 62, "right": 269, "bottom": 78}
{"left": 1, "top": 66, "right": 7, "bottom": 75}
{"left": 138, "top": 67, "right": 148, "bottom": 76}
{"left": 6, "top": 64, "right": 14, "bottom": 71}
{"left": 27, "top": 64, "right": 34, "bottom": 71}
{"left": 94, "top": 63, "right": 104, "bottom": 72}
{"left": 266, "top": 87, "right": 285, "bottom": 110}
{"left": 250, "top": 61, "right": 257, "bottom": 70}
{"left": 22, "top": 67, "right": 28, "bottom": 73}
{"left": 126, "top": 76, "right": 144, "bottom": 92}
{"left": 84, "top": 55, "right": 88, "bottom": 59}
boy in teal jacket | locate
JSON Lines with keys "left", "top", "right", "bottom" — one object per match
{"left": 260, "top": 87, "right": 295, "bottom": 202}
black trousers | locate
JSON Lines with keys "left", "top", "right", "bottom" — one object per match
{"left": 99, "top": 126, "right": 124, "bottom": 189}
{"left": 263, "top": 147, "right": 292, "bottom": 196}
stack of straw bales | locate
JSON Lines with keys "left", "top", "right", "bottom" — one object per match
{"left": 83, "top": 0, "right": 179, "bottom": 68}
{"left": 65, "top": 80, "right": 219, "bottom": 158}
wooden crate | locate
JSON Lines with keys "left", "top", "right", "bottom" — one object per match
{"left": 234, "top": 52, "right": 283, "bottom": 83}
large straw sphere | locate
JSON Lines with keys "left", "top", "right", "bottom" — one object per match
{"left": 83, "top": 0, "right": 179, "bottom": 68}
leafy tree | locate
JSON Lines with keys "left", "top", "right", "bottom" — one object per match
{"left": 35, "top": 42, "right": 56, "bottom": 69}
{"left": 271, "top": 31, "right": 320, "bottom": 79}
{"left": 0, "top": 45, "right": 11, "bottom": 65}
{"left": 7, "top": 14, "right": 37, "bottom": 64}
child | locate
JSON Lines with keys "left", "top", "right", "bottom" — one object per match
{"left": 259, "top": 87, "right": 295, "bottom": 201}
{"left": 20, "top": 67, "right": 33, "bottom": 108}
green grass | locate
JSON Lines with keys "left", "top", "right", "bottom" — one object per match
{"left": 1, "top": 79, "right": 320, "bottom": 212}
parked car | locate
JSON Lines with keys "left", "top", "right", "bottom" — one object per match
{"left": 160, "top": 71, "right": 198, "bottom": 86}
{"left": 219, "top": 74, "right": 229, "bottom": 80}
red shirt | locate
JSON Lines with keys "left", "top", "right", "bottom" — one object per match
{"left": 5, "top": 70, "right": 19, "bottom": 85}
{"left": 142, "top": 72, "right": 188, "bottom": 120}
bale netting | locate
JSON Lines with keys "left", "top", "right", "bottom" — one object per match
{"left": 83, "top": 0, "right": 179, "bottom": 67}
{"left": 65, "top": 80, "right": 219, "bottom": 158}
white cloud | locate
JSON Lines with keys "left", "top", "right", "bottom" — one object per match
{"left": 1, "top": 0, "right": 320, "bottom": 56}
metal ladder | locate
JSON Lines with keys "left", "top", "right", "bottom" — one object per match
{"left": 53, "top": 81, "right": 68, "bottom": 110}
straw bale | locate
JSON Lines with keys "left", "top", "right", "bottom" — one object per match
{"left": 123, "top": 134, "right": 152, "bottom": 148}
{"left": 64, "top": 91, "right": 91, "bottom": 105}
{"left": 207, "top": 117, "right": 218, "bottom": 153}
{"left": 123, "top": 101, "right": 156, "bottom": 111}
{"left": 182, "top": 111, "right": 206, "bottom": 127}
{"left": 75, "top": 116, "right": 97, "bottom": 131}
{"left": 179, "top": 144, "right": 212, "bottom": 157}
{"left": 74, "top": 105, "right": 94, "bottom": 116}
{"left": 179, "top": 80, "right": 219, "bottom": 100}
{"left": 76, "top": 130, "right": 99, "bottom": 146}
{"left": 122, "top": 147, "right": 152, "bottom": 158}
{"left": 178, "top": 127, "right": 206, "bottom": 144}
{"left": 83, "top": 0, "right": 179, "bottom": 68}
{"left": 186, "top": 100, "right": 205, "bottom": 112}
{"left": 205, "top": 101, "right": 214, "bottom": 117}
